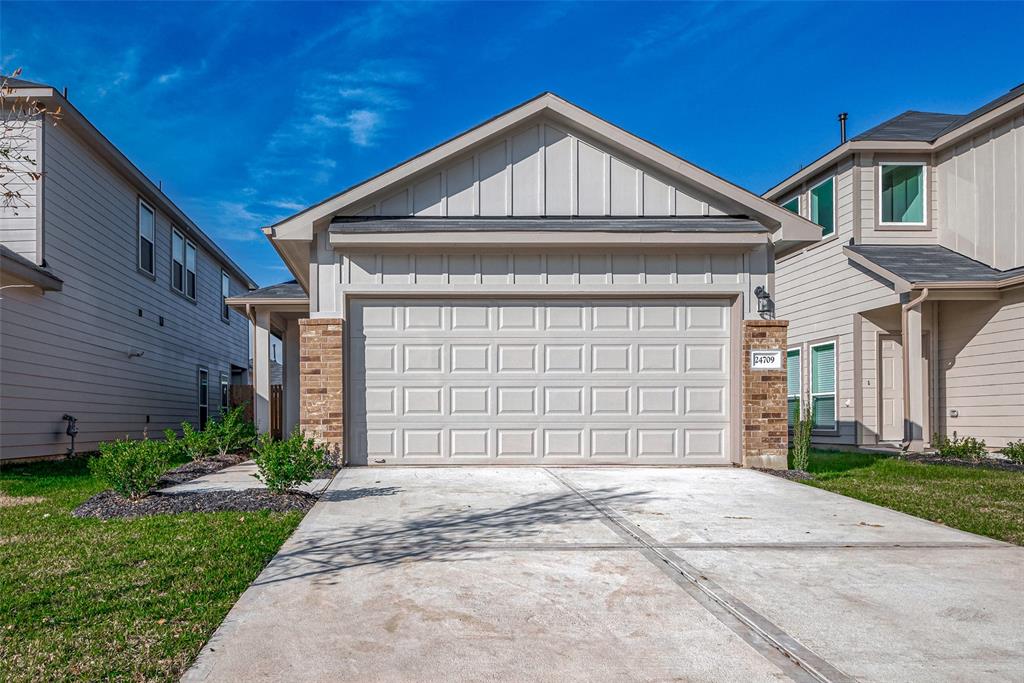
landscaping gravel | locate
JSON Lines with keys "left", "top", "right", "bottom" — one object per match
{"left": 755, "top": 468, "right": 815, "bottom": 481}
{"left": 73, "top": 489, "right": 317, "bottom": 519}
{"left": 900, "top": 453, "right": 1024, "bottom": 472}
{"left": 156, "top": 453, "right": 249, "bottom": 487}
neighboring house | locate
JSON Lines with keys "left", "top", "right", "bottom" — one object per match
{"left": 0, "top": 77, "right": 257, "bottom": 461}
{"left": 230, "top": 93, "right": 819, "bottom": 467}
{"left": 766, "top": 84, "right": 1024, "bottom": 451}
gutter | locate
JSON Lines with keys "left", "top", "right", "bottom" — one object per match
{"left": 900, "top": 287, "right": 929, "bottom": 451}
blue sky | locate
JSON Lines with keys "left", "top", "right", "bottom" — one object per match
{"left": 4, "top": 1, "right": 1023, "bottom": 286}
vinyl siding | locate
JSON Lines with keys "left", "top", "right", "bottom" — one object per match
{"left": 0, "top": 121, "right": 249, "bottom": 460}
{"left": 0, "top": 114, "right": 41, "bottom": 262}
{"left": 936, "top": 112, "right": 1024, "bottom": 270}
{"left": 937, "top": 287, "right": 1024, "bottom": 447}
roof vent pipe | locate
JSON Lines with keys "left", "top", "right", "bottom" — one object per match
{"left": 838, "top": 112, "right": 848, "bottom": 144}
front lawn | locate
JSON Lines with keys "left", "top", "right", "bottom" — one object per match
{"left": 0, "top": 458, "right": 303, "bottom": 682}
{"left": 795, "top": 450, "right": 1024, "bottom": 545}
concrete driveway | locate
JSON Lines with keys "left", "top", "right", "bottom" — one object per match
{"left": 183, "top": 468, "right": 1023, "bottom": 682}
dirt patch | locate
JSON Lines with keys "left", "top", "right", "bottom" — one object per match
{"left": 754, "top": 468, "right": 815, "bottom": 481}
{"left": 155, "top": 453, "right": 249, "bottom": 487}
{"left": 901, "top": 453, "right": 1024, "bottom": 473}
{"left": 0, "top": 494, "right": 47, "bottom": 508}
{"left": 72, "top": 489, "right": 317, "bottom": 519}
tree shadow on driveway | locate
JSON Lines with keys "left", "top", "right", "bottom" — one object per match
{"left": 254, "top": 486, "right": 656, "bottom": 587}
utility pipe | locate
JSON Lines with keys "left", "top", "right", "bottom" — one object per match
{"left": 900, "top": 287, "right": 929, "bottom": 450}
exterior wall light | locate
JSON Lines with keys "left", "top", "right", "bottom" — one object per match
{"left": 754, "top": 286, "right": 775, "bottom": 319}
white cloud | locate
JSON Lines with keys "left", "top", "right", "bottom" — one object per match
{"left": 156, "top": 67, "right": 183, "bottom": 85}
{"left": 340, "top": 109, "right": 382, "bottom": 147}
{"left": 265, "top": 198, "right": 307, "bottom": 211}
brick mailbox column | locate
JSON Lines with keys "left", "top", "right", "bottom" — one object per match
{"left": 741, "top": 319, "right": 789, "bottom": 469}
{"left": 299, "top": 318, "right": 344, "bottom": 461}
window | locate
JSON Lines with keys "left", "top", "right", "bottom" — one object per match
{"left": 880, "top": 163, "right": 926, "bottom": 225}
{"left": 185, "top": 242, "right": 197, "bottom": 299}
{"left": 810, "top": 177, "right": 835, "bottom": 237}
{"left": 787, "top": 348, "right": 801, "bottom": 427}
{"left": 220, "top": 373, "right": 229, "bottom": 413}
{"left": 172, "top": 229, "right": 197, "bottom": 300}
{"left": 781, "top": 196, "right": 799, "bottom": 214}
{"left": 810, "top": 342, "right": 836, "bottom": 430}
{"left": 198, "top": 368, "right": 209, "bottom": 429}
{"left": 138, "top": 199, "right": 155, "bottom": 275}
{"left": 221, "top": 270, "right": 231, "bottom": 321}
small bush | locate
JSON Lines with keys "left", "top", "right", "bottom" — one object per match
{"left": 251, "top": 429, "right": 328, "bottom": 494}
{"left": 205, "top": 405, "right": 256, "bottom": 457}
{"left": 180, "top": 421, "right": 217, "bottom": 460}
{"left": 89, "top": 437, "right": 170, "bottom": 500}
{"left": 933, "top": 431, "right": 988, "bottom": 462}
{"left": 162, "top": 428, "right": 188, "bottom": 462}
{"left": 790, "top": 403, "right": 814, "bottom": 472}
{"left": 1000, "top": 440, "right": 1024, "bottom": 464}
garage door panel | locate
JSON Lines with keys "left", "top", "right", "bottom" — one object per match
{"left": 348, "top": 299, "right": 731, "bottom": 465}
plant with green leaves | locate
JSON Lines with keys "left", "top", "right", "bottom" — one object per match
{"left": 790, "top": 403, "right": 814, "bottom": 472}
{"left": 205, "top": 405, "right": 256, "bottom": 457}
{"left": 1000, "top": 440, "right": 1024, "bottom": 464}
{"left": 89, "top": 437, "right": 170, "bottom": 500}
{"left": 932, "top": 431, "right": 988, "bottom": 462}
{"left": 251, "top": 429, "right": 328, "bottom": 494}
{"left": 180, "top": 421, "right": 217, "bottom": 460}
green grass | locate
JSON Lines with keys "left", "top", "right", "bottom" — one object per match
{"left": 795, "top": 450, "right": 1024, "bottom": 545}
{"left": 0, "top": 458, "right": 303, "bottom": 682}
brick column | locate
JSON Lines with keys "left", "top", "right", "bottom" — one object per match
{"left": 742, "top": 319, "right": 789, "bottom": 469}
{"left": 299, "top": 318, "right": 343, "bottom": 462}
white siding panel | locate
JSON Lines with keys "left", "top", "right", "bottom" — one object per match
{"left": 0, "top": 115, "right": 40, "bottom": 262}
{"left": 478, "top": 141, "right": 508, "bottom": 216}
{"left": 576, "top": 141, "right": 605, "bottom": 215}
{"left": 544, "top": 125, "right": 572, "bottom": 215}
{"left": 412, "top": 174, "right": 442, "bottom": 216}
{"left": 446, "top": 157, "right": 475, "bottom": 216}
{"left": 511, "top": 125, "right": 541, "bottom": 216}
{"left": 609, "top": 157, "right": 639, "bottom": 215}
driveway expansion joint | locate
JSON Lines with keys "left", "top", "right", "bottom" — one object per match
{"left": 542, "top": 468, "right": 856, "bottom": 683}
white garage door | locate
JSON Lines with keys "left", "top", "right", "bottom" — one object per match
{"left": 348, "top": 299, "right": 732, "bottom": 465}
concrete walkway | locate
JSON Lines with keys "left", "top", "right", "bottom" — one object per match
{"left": 160, "top": 460, "right": 333, "bottom": 496}
{"left": 183, "top": 467, "right": 1024, "bottom": 682}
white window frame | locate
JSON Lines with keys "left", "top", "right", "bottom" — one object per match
{"left": 781, "top": 195, "right": 800, "bottom": 216}
{"left": 787, "top": 346, "right": 802, "bottom": 425}
{"left": 809, "top": 340, "right": 838, "bottom": 432}
{"left": 221, "top": 269, "right": 231, "bottom": 322}
{"left": 878, "top": 162, "right": 928, "bottom": 227}
{"left": 809, "top": 176, "right": 837, "bottom": 237}
{"left": 137, "top": 198, "right": 155, "bottom": 276}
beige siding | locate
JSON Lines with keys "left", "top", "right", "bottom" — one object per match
{"left": 342, "top": 118, "right": 732, "bottom": 219}
{"left": 0, "top": 122, "right": 249, "bottom": 460}
{"left": 0, "top": 115, "right": 41, "bottom": 262}
{"left": 936, "top": 113, "right": 1024, "bottom": 270}
{"left": 937, "top": 287, "right": 1024, "bottom": 447}
{"left": 859, "top": 152, "right": 940, "bottom": 246}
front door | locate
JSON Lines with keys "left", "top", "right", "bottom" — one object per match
{"left": 879, "top": 336, "right": 903, "bottom": 442}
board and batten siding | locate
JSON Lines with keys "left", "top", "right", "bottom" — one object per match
{"left": 775, "top": 158, "right": 900, "bottom": 445}
{"left": 0, "top": 114, "right": 41, "bottom": 262}
{"left": 935, "top": 112, "right": 1024, "bottom": 271}
{"left": 0, "top": 121, "right": 249, "bottom": 460}
{"left": 937, "top": 287, "right": 1024, "bottom": 448}
{"left": 341, "top": 120, "right": 732, "bottom": 219}
{"left": 858, "top": 152, "right": 940, "bottom": 247}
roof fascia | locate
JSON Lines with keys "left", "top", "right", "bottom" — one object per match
{"left": 932, "top": 93, "right": 1024, "bottom": 150}
{"left": 0, "top": 254, "right": 63, "bottom": 291}
{"left": 262, "top": 227, "right": 311, "bottom": 291}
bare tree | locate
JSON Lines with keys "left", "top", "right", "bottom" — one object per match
{"left": 1, "top": 68, "right": 62, "bottom": 214}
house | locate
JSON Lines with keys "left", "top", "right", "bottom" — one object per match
{"left": 230, "top": 93, "right": 820, "bottom": 467}
{"left": 0, "top": 77, "right": 257, "bottom": 461}
{"left": 766, "top": 84, "right": 1024, "bottom": 451}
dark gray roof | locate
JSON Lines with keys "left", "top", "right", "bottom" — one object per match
{"left": 230, "top": 280, "right": 306, "bottom": 300}
{"left": 331, "top": 216, "right": 767, "bottom": 233}
{"left": 0, "top": 245, "right": 63, "bottom": 290}
{"left": 852, "top": 82, "right": 1024, "bottom": 143}
{"left": 846, "top": 245, "right": 1024, "bottom": 284}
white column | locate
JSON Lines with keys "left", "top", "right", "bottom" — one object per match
{"left": 906, "top": 304, "right": 925, "bottom": 451}
{"left": 283, "top": 318, "right": 300, "bottom": 437}
{"left": 253, "top": 308, "right": 271, "bottom": 434}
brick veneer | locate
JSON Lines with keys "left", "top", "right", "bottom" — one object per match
{"left": 299, "top": 318, "right": 343, "bottom": 461}
{"left": 741, "top": 319, "right": 789, "bottom": 469}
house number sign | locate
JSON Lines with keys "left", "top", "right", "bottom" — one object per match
{"left": 750, "top": 349, "right": 783, "bottom": 370}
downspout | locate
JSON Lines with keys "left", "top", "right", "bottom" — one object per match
{"left": 900, "top": 287, "right": 929, "bottom": 450}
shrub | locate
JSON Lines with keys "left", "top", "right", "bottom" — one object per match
{"left": 180, "top": 421, "right": 217, "bottom": 460}
{"left": 1000, "top": 440, "right": 1024, "bottom": 464}
{"left": 790, "top": 403, "right": 814, "bottom": 472}
{"left": 89, "top": 437, "right": 170, "bottom": 500}
{"left": 251, "top": 429, "right": 328, "bottom": 494}
{"left": 205, "top": 405, "right": 256, "bottom": 457}
{"left": 162, "top": 428, "right": 189, "bottom": 462}
{"left": 932, "top": 431, "right": 988, "bottom": 461}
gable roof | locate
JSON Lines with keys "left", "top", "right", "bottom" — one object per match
{"left": 266, "top": 92, "right": 820, "bottom": 287}
{"left": 766, "top": 82, "right": 1024, "bottom": 200}
{"left": 2, "top": 75, "right": 258, "bottom": 289}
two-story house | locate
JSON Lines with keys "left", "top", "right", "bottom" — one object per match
{"left": 0, "top": 77, "right": 257, "bottom": 461}
{"left": 767, "top": 84, "right": 1024, "bottom": 452}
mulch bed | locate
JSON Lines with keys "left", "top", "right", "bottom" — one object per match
{"left": 754, "top": 468, "right": 815, "bottom": 481}
{"left": 899, "top": 453, "right": 1024, "bottom": 473}
{"left": 73, "top": 489, "right": 317, "bottom": 519}
{"left": 155, "top": 453, "right": 249, "bottom": 487}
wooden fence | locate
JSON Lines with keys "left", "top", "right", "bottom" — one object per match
{"left": 229, "top": 384, "right": 283, "bottom": 439}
